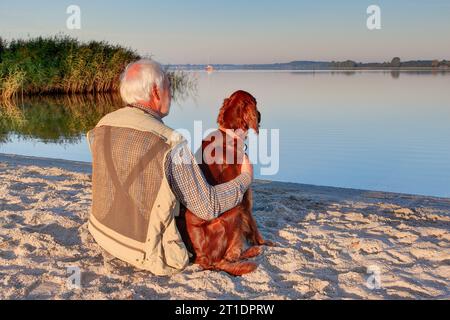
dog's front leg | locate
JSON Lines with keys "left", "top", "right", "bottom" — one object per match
{"left": 223, "top": 232, "right": 244, "bottom": 262}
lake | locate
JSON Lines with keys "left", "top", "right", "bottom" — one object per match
{"left": 1, "top": 71, "right": 450, "bottom": 198}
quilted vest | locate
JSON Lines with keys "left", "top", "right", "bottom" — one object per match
{"left": 87, "top": 107, "right": 189, "bottom": 276}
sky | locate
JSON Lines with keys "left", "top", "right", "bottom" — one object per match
{"left": 1, "top": 0, "right": 450, "bottom": 64}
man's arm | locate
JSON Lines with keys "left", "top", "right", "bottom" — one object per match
{"left": 165, "top": 142, "right": 252, "bottom": 221}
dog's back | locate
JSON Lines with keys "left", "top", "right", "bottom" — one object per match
{"left": 198, "top": 130, "right": 242, "bottom": 184}
{"left": 180, "top": 130, "right": 259, "bottom": 275}
{"left": 177, "top": 90, "right": 271, "bottom": 276}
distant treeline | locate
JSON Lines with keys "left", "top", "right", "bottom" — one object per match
{"left": 169, "top": 57, "right": 450, "bottom": 71}
{"left": 329, "top": 57, "right": 450, "bottom": 69}
{"left": 0, "top": 36, "right": 194, "bottom": 101}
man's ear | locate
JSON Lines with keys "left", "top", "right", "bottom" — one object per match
{"left": 151, "top": 84, "right": 161, "bottom": 101}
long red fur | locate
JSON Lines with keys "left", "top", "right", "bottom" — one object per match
{"left": 176, "top": 91, "right": 273, "bottom": 276}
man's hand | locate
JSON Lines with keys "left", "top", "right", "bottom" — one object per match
{"left": 241, "top": 154, "right": 254, "bottom": 181}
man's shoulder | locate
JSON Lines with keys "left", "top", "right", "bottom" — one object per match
{"left": 95, "top": 107, "right": 185, "bottom": 147}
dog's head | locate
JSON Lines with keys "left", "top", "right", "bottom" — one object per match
{"left": 217, "top": 90, "right": 260, "bottom": 134}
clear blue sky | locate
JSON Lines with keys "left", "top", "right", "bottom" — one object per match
{"left": 1, "top": 0, "right": 449, "bottom": 64}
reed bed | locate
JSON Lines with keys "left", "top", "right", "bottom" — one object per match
{"left": 0, "top": 36, "right": 194, "bottom": 100}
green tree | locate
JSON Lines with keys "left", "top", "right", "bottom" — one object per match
{"left": 0, "top": 37, "right": 5, "bottom": 63}
{"left": 391, "top": 57, "right": 401, "bottom": 68}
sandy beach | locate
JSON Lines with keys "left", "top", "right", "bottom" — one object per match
{"left": 0, "top": 153, "right": 449, "bottom": 300}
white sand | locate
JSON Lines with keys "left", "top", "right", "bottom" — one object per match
{"left": 0, "top": 153, "right": 449, "bottom": 300}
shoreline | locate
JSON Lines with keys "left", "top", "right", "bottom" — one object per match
{"left": 1, "top": 68, "right": 447, "bottom": 101}
{"left": 1, "top": 153, "right": 448, "bottom": 201}
{"left": 0, "top": 153, "right": 449, "bottom": 299}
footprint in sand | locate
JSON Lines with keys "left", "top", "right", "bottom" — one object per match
{"left": 409, "top": 248, "right": 450, "bottom": 263}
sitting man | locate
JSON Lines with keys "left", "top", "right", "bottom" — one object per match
{"left": 87, "top": 59, "right": 253, "bottom": 276}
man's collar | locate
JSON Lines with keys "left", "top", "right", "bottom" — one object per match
{"left": 127, "top": 103, "right": 164, "bottom": 123}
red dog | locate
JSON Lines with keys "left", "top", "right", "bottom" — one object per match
{"left": 177, "top": 90, "right": 273, "bottom": 276}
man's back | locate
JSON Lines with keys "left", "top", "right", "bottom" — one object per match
{"left": 88, "top": 107, "right": 189, "bottom": 276}
{"left": 91, "top": 125, "right": 170, "bottom": 242}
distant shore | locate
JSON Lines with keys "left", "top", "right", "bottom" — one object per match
{"left": 1, "top": 152, "right": 449, "bottom": 299}
{"left": 171, "top": 67, "right": 450, "bottom": 73}
{"left": 168, "top": 60, "right": 450, "bottom": 72}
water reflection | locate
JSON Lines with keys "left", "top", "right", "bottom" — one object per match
{"left": 287, "top": 69, "right": 450, "bottom": 79}
{"left": 391, "top": 70, "right": 400, "bottom": 79}
{"left": 0, "top": 94, "right": 121, "bottom": 144}
{"left": 0, "top": 71, "right": 198, "bottom": 144}
{"left": 1, "top": 71, "right": 449, "bottom": 197}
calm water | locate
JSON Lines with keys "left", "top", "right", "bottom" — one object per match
{"left": 1, "top": 71, "right": 450, "bottom": 198}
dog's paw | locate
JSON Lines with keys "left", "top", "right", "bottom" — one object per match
{"left": 241, "top": 246, "right": 262, "bottom": 259}
{"left": 261, "top": 240, "right": 276, "bottom": 247}
{"left": 224, "top": 249, "right": 242, "bottom": 262}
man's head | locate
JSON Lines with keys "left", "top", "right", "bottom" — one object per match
{"left": 120, "top": 59, "right": 171, "bottom": 117}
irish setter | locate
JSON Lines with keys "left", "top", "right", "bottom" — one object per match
{"left": 177, "top": 90, "right": 273, "bottom": 276}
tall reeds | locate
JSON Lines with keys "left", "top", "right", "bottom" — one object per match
{"left": 0, "top": 36, "right": 193, "bottom": 100}
{"left": 168, "top": 69, "right": 197, "bottom": 102}
{"left": 0, "top": 66, "right": 26, "bottom": 100}
{"left": 0, "top": 36, "right": 140, "bottom": 98}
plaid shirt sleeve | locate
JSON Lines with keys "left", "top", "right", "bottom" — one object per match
{"left": 165, "top": 142, "right": 252, "bottom": 221}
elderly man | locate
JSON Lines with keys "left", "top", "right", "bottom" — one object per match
{"left": 87, "top": 59, "right": 253, "bottom": 276}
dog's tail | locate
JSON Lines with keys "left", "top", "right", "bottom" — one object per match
{"left": 214, "top": 260, "right": 257, "bottom": 276}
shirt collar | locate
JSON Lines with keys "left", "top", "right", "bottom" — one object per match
{"left": 127, "top": 103, "right": 164, "bottom": 123}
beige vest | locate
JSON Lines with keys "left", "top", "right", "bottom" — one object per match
{"left": 87, "top": 107, "right": 189, "bottom": 276}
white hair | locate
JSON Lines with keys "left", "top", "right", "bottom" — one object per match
{"left": 119, "top": 59, "right": 168, "bottom": 105}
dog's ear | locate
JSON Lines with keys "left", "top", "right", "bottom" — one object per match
{"left": 217, "top": 98, "right": 231, "bottom": 128}
{"left": 243, "top": 104, "right": 260, "bottom": 134}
